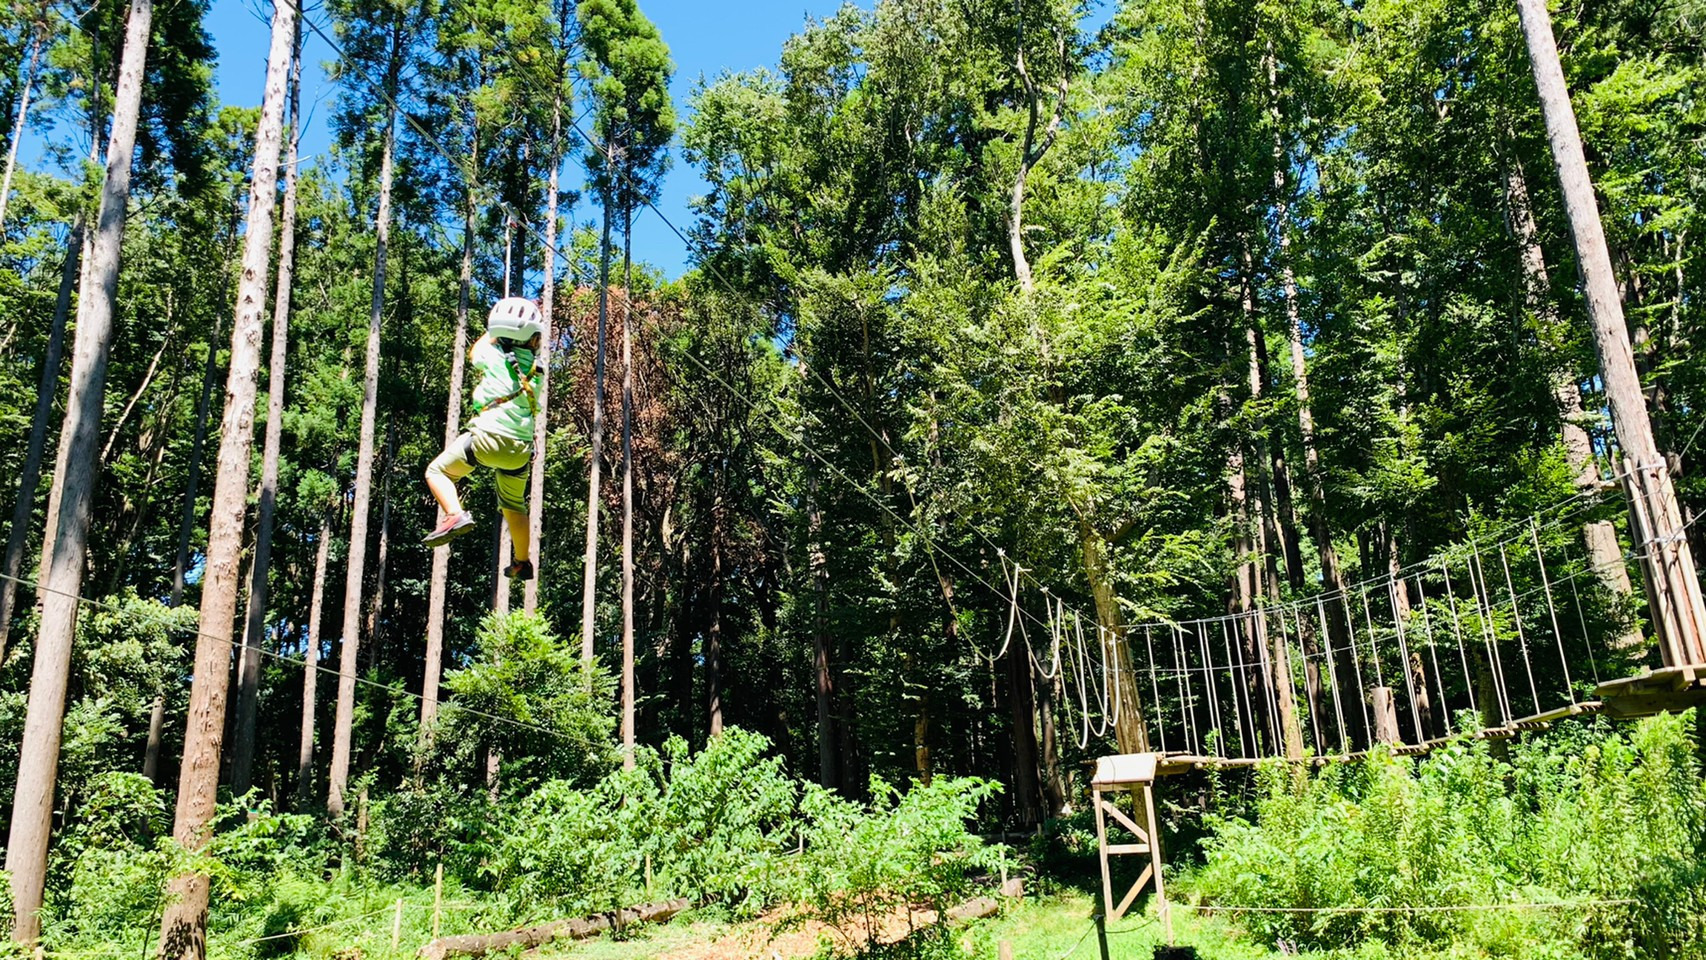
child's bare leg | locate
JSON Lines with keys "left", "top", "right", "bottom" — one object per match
{"left": 427, "top": 471, "right": 464, "bottom": 517}
{"left": 504, "top": 508, "right": 530, "bottom": 563}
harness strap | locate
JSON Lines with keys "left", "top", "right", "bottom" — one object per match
{"left": 471, "top": 345, "right": 540, "bottom": 416}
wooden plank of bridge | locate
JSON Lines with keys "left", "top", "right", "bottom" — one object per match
{"left": 1596, "top": 665, "right": 1706, "bottom": 718}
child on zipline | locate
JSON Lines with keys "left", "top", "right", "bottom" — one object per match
{"left": 422, "top": 296, "right": 544, "bottom": 580}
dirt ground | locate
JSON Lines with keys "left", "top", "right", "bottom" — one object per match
{"left": 647, "top": 903, "right": 942, "bottom": 960}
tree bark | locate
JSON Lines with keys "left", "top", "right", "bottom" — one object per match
{"left": 1278, "top": 167, "right": 1356, "bottom": 743}
{"left": 171, "top": 311, "right": 225, "bottom": 608}
{"left": 1501, "top": 151, "right": 1641, "bottom": 649}
{"left": 581, "top": 188, "right": 612, "bottom": 666}
{"left": 329, "top": 23, "right": 402, "bottom": 818}
{"left": 1516, "top": 0, "right": 1706, "bottom": 666}
{"left": 365, "top": 419, "right": 396, "bottom": 650}
{"left": 0, "top": 21, "right": 44, "bottom": 235}
{"left": 620, "top": 208, "right": 636, "bottom": 765}
{"left": 525, "top": 105, "right": 561, "bottom": 617}
{"left": 707, "top": 497, "right": 724, "bottom": 737}
{"left": 232, "top": 19, "right": 303, "bottom": 796}
{"left": 1078, "top": 519, "right": 1147, "bottom": 754}
{"left": 1004, "top": 641, "right": 1041, "bottom": 824}
{"left": 494, "top": 218, "right": 516, "bottom": 614}
{"left": 143, "top": 693, "right": 166, "bottom": 783}
{"left": 808, "top": 473, "right": 835, "bottom": 789}
{"left": 1007, "top": 43, "right": 1067, "bottom": 294}
{"left": 0, "top": 216, "right": 82, "bottom": 657}
{"left": 156, "top": 1, "right": 294, "bottom": 949}
{"left": 423, "top": 184, "right": 476, "bottom": 738}
{"left": 4, "top": 0, "right": 152, "bottom": 942}
{"left": 298, "top": 509, "right": 331, "bottom": 805}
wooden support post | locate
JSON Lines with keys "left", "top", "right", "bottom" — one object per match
{"left": 392, "top": 897, "right": 404, "bottom": 951}
{"left": 1372, "top": 686, "right": 1401, "bottom": 746}
{"left": 1090, "top": 753, "right": 1170, "bottom": 940}
{"left": 1000, "top": 941, "right": 1014, "bottom": 960}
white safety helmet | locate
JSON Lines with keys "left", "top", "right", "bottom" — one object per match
{"left": 487, "top": 297, "right": 545, "bottom": 343}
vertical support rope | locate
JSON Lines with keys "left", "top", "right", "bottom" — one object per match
{"left": 1220, "top": 618, "right": 1251, "bottom": 759}
{"left": 1440, "top": 560, "right": 1479, "bottom": 717}
{"left": 1530, "top": 520, "right": 1576, "bottom": 704}
{"left": 1360, "top": 586, "right": 1386, "bottom": 688}
{"left": 1253, "top": 609, "right": 1282, "bottom": 754}
{"left": 1172, "top": 623, "right": 1196, "bottom": 755}
{"left": 1498, "top": 542, "right": 1543, "bottom": 714}
{"left": 1317, "top": 597, "right": 1350, "bottom": 755}
{"left": 1341, "top": 593, "right": 1374, "bottom": 748}
{"left": 1144, "top": 625, "right": 1168, "bottom": 755}
{"left": 1194, "top": 623, "right": 1224, "bottom": 755}
{"left": 1284, "top": 603, "right": 1321, "bottom": 754}
{"left": 1469, "top": 542, "right": 1514, "bottom": 724}
{"left": 1563, "top": 544, "right": 1602, "bottom": 685}
{"left": 1412, "top": 574, "right": 1450, "bottom": 738}
{"left": 1388, "top": 578, "right": 1425, "bottom": 742}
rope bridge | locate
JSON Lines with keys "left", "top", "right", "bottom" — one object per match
{"left": 1006, "top": 469, "right": 1706, "bottom": 777}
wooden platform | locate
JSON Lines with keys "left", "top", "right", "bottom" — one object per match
{"left": 1595, "top": 665, "right": 1706, "bottom": 718}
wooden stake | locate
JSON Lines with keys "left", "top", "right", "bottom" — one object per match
{"left": 433, "top": 863, "right": 444, "bottom": 940}
{"left": 393, "top": 897, "right": 404, "bottom": 951}
{"left": 999, "top": 941, "right": 1014, "bottom": 960}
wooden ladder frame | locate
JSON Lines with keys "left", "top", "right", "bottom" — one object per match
{"left": 1091, "top": 753, "right": 1170, "bottom": 939}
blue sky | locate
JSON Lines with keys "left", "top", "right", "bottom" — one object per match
{"left": 204, "top": 0, "right": 854, "bottom": 279}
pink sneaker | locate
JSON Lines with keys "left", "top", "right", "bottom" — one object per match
{"left": 423, "top": 512, "right": 475, "bottom": 547}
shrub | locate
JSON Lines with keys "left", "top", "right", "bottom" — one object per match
{"left": 794, "top": 775, "right": 1005, "bottom": 953}
{"left": 489, "top": 727, "right": 800, "bottom": 917}
{"left": 1182, "top": 714, "right": 1706, "bottom": 958}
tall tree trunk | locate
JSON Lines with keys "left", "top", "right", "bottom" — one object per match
{"left": 0, "top": 215, "right": 82, "bottom": 657}
{"left": 1078, "top": 519, "right": 1148, "bottom": 754}
{"left": 100, "top": 317, "right": 173, "bottom": 465}
{"left": 0, "top": 23, "right": 44, "bottom": 235}
{"left": 4, "top": 0, "right": 152, "bottom": 942}
{"left": 808, "top": 473, "right": 836, "bottom": 789}
{"left": 156, "top": 3, "right": 294, "bottom": 948}
{"left": 620, "top": 204, "right": 636, "bottom": 764}
{"left": 1035, "top": 661, "right": 1066, "bottom": 814}
{"left": 1516, "top": 0, "right": 1706, "bottom": 666}
{"left": 232, "top": 21, "right": 303, "bottom": 796}
{"left": 1501, "top": 151, "right": 1640, "bottom": 649}
{"left": 494, "top": 218, "right": 516, "bottom": 614}
{"left": 422, "top": 187, "right": 476, "bottom": 739}
{"left": 1007, "top": 45, "right": 1066, "bottom": 294}
{"left": 1242, "top": 242, "right": 1315, "bottom": 754}
{"left": 365, "top": 419, "right": 396, "bottom": 650}
{"left": 329, "top": 25, "right": 402, "bottom": 817}
{"left": 171, "top": 312, "right": 226, "bottom": 607}
{"left": 1279, "top": 171, "right": 1356, "bottom": 743}
{"left": 581, "top": 190, "right": 612, "bottom": 666}
{"left": 707, "top": 496, "right": 724, "bottom": 737}
{"left": 1004, "top": 640, "right": 1041, "bottom": 824}
{"left": 525, "top": 108, "right": 562, "bottom": 617}
{"left": 298, "top": 509, "right": 331, "bottom": 805}
{"left": 143, "top": 694, "right": 167, "bottom": 783}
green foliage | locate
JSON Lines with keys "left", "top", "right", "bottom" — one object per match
{"left": 490, "top": 728, "right": 799, "bottom": 915}
{"left": 794, "top": 776, "right": 1005, "bottom": 953}
{"left": 438, "top": 611, "right": 619, "bottom": 790}
{"left": 1184, "top": 716, "right": 1706, "bottom": 958}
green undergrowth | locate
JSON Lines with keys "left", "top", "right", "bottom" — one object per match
{"left": 1177, "top": 713, "right": 1706, "bottom": 960}
{"left": 7, "top": 728, "right": 1005, "bottom": 960}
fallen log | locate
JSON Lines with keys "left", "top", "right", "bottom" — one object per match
{"left": 945, "top": 897, "right": 999, "bottom": 923}
{"left": 417, "top": 898, "right": 690, "bottom": 960}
